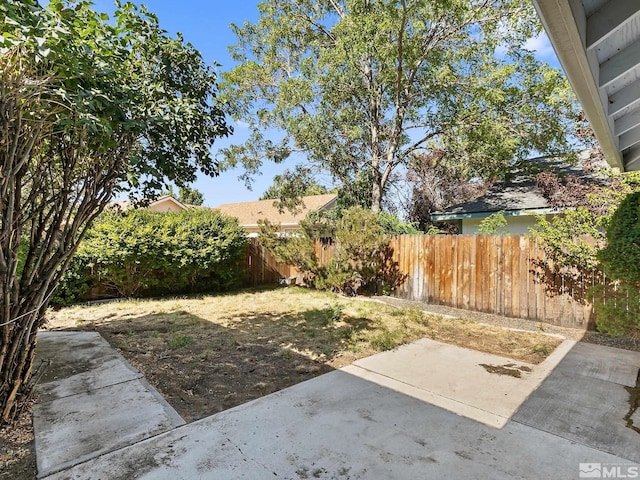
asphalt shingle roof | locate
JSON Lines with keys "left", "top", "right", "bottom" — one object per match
{"left": 213, "top": 194, "right": 337, "bottom": 226}
{"left": 433, "top": 152, "right": 609, "bottom": 219}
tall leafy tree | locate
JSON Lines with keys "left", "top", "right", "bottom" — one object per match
{"left": 260, "top": 166, "right": 329, "bottom": 201}
{"left": 405, "top": 151, "right": 487, "bottom": 232}
{"left": 0, "top": 0, "right": 229, "bottom": 423}
{"left": 221, "top": 0, "right": 583, "bottom": 212}
{"left": 178, "top": 186, "right": 205, "bottom": 206}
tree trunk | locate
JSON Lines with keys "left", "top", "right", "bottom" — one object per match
{"left": 371, "top": 178, "right": 382, "bottom": 212}
{"left": 0, "top": 312, "right": 40, "bottom": 423}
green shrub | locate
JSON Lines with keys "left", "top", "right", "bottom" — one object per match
{"left": 376, "top": 211, "right": 420, "bottom": 234}
{"left": 598, "top": 191, "right": 640, "bottom": 286}
{"left": 55, "top": 208, "right": 247, "bottom": 302}
{"left": 52, "top": 255, "right": 95, "bottom": 305}
{"left": 595, "top": 192, "right": 640, "bottom": 336}
{"left": 259, "top": 206, "right": 405, "bottom": 295}
{"left": 318, "top": 207, "right": 390, "bottom": 294}
{"left": 593, "top": 284, "right": 640, "bottom": 337}
{"left": 477, "top": 211, "right": 508, "bottom": 235}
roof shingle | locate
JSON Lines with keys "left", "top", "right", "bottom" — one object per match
{"left": 214, "top": 194, "right": 337, "bottom": 226}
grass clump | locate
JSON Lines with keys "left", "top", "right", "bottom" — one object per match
{"left": 168, "top": 335, "right": 194, "bottom": 350}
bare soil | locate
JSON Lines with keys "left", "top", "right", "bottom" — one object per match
{"left": 1, "top": 287, "right": 565, "bottom": 479}
{"left": 0, "top": 401, "right": 36, "bottom": 480}
{"left": 43, "top": 287, "right": 561, "bottom": 421}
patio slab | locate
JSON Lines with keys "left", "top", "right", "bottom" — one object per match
{"left": 34, "top": 331, "right": 185, "bottom": 478}
{"left": 351, "top": 337, "right": 575, "bottom": 427}
{"left": 35, "top": 332, "right": 639, "bottom": 479}
{"left": 44, "top": 367, "right": 629, "bottom": 480}
{"left": 512, "top": 342, "right": 640, "bottom": 463}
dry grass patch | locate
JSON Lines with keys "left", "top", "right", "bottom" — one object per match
{"left": 45, "top": 287, "right": 561, "bottom": 421}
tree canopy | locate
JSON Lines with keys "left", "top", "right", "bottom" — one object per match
{"left": 0, "top": 0, "right": 228, "bottom": 423}
{"left": 221, "top": 0, "right": 584, "bottom": 211}
{"left": 260, "top": 165, "right": 330, "bottom": 202}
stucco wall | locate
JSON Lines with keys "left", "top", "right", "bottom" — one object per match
{"left": 461, "top": 215, "right": 546, "bottom": 235}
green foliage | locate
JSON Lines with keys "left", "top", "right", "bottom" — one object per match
{"left": 531, "top": 170, "right": 640, "bottom": 337}
{"left": 162, "top": 185, "right": 204, "bottom": 206}
{"left": 594, "top": 192, "right": 640, "bottom": 337}
{"left": 52, "top": 256, "right": 95, "bottom": 306}
{"left": 317, "top": 207, "right": 391, "bottom": 294}
{"left": 532, "top": 209, "right": 603, "bottom": 270}
{"left": 592, "top": 284, "right": 640, "bottom": 337}
{"left": 259, "top": 206, "right": 405, "bottom": 294}
{"left": 368, "top": 321, "right": 413, "bottom": 351}
{"left": 221, "top": 0, "right": 583, "bottom": 211}
{"left": 477, "top": 212, "right": 508, "bottom": 235}
{"left": 0, "top": 0, "right": 230, "bottom": 423}
{"left": 59, "top": 209, "right": 247, "bottom": 300}
{"left": 377, "top": 212, "right": 421, "bottom": 235}
{"left": 326, "top": 303, "right": 344, "bottom": 323}
{"left": 178, "top": 186, "right": 205, "bottom": 206}
{"left": 598, "top": 192, "right": 640, "bottom": 286}
{"left": 168, "top": 335, "right": 194, "bottom": 350}
{"left": 532, "top": 170, "right": 640, "bottom": 271}
{"left": 259, "top": 165, "right": 330, "bottom": 211}
{"left": 257, "top": 219, "right": 321, "bottom": 284}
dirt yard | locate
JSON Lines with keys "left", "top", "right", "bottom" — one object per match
{"left": 1, "top": 287, "right": 563, "bottom": 479}
{"left": 43, "top": 287, "right": 561, "bottom": 421}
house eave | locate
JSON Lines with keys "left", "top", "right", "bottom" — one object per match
{"left": 430, "top": 208, "right": 561, "bottom": 222}
{"left": 532, "top": 0, "right": 640, "bottom": 172}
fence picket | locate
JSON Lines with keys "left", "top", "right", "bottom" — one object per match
{"left": 245, "top": 235, "right": 602, "bottom": 329}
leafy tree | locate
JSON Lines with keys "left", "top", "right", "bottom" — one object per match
{"left": 477, "top": 212, "right": 508, "bottom": 235}
{"left": 162, "top": 184, "right": 205, "bottom": 206}
{"left": 221, "top": 0, "right": 583, "bottom": 212}
{"left": 178, "top": 185, "right": 205, "bottom": 206}
{"left": 406, "top": 151, "right": 487, "bottom": 232}
{"left": 259, "top": 165, "right": 331, "bottom": 213}
{"left": 0, "top": 1, "right": 229, "bottom": 423}
{"left": 260, "top": 166, "right": 329, "bottom": 200}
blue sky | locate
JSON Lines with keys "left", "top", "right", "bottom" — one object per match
{"left": 88, "top": 1, "right": 562, "bottom": 207}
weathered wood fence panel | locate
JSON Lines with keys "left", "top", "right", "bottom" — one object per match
{"left": 245, "top": 235, "right": 601, "bottom": 329}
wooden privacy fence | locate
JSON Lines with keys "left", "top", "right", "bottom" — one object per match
{"left": 244, "top": 235, "right": 602, "bottom": 329}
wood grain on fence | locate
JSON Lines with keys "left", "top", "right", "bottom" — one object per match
{"left": 245, "top": 235, "right": 599, "bottom": 329}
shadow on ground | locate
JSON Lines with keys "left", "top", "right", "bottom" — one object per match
{"left": 45, "top": 306, "right": 376, "bottom": 422}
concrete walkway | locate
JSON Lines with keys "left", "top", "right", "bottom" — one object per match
{"left": 34, "top": 332, "right": 639, "bottom": 479}
{"left": 34, "top": 332, "right": 185, "bottom": 478}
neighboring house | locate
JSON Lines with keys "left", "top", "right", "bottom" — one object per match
{"left": 112, "top": 195, "right": 189, "bottom": 213}
{"left": 145, "top": 195, "right": 189, "bottom": 213}
{"left": 430, "top": 152, "right": 609, "bottom": 235}
{"left": 214, "top": 194, "right": 337, "bottom": 237}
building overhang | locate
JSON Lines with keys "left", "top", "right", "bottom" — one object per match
{"left": 430, "top": 208, "right": 560, "bottom": 222}
{"left": 533, "top": 0, "right": 640, "bottom": 172}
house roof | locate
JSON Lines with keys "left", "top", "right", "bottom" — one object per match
{"left": 213, "top": 194, "right": 337, "bottom": 227}
{"left": 533, "top": 0, "right": 640, "bottom": 172}
{"left": 430, "top": 152, "right": 610, "bottom": 221}
{"left": 110, "top": 195, "right": 189, "bottom": 211}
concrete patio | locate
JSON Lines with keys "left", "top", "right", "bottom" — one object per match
{"left": 34, "top": 331, "right": 639, "bottom": 479}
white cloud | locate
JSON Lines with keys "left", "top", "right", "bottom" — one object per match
{"left": 524, "top": 32, "right": 555, "bottom": 59}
